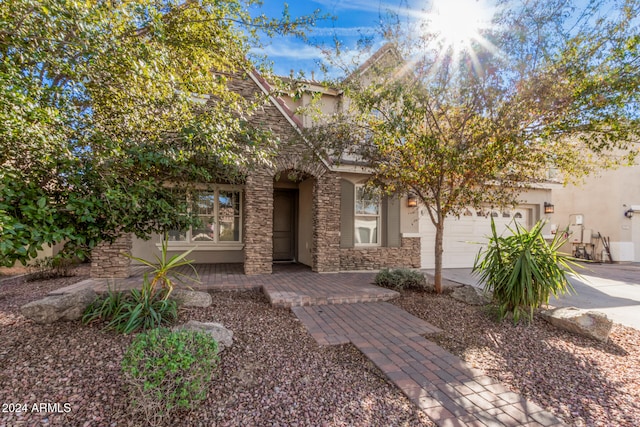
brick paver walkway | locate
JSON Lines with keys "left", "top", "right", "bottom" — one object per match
{"left": 53, "top": 264, "right": 565, "bottom": 426}
{"left": 293, "top": 303, "right": 564, "bottom": 427}
{"left": 52, "top": 263, "right": 398, "bottom": 306}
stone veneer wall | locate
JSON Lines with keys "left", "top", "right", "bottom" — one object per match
{"left": 229, "top": 72, "right": 334, "bottom": 275}
{"left": 243, "top": 172, "right": 274, "bottom": 275}
{"left": 90, "top": 234, "right": 132, "bottom": 278}
{"left": 312, "top": 172, "right": 341, "bottom": 272}
{"left": 339, "top": 237, "right": 421, "bottom": 271}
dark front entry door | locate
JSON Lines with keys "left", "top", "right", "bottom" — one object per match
{"left": 273, "top": 190, "right": 296, "bottom": 261}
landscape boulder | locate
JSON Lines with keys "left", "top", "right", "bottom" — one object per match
{"left": 450, "top": 285, "right": 492, "bottom": 306}
{"left": 540, "top": 307, "right": 613, "bottom": 342}
{"left": 170, "top": 289, "right": 212, "bottom": 308}
{"left": 172, "top": 320, "right": 233, "bottom": 352}
{"left": 20, "top": 289, "right": 97, "bottom": 324}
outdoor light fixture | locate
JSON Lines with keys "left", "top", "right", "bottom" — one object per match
{"left": 407, "top": 194, "right": 418, "bottom": 208}
{"left": 625, "top": 209, "right": 634, "bottom": 219}
{"left": 544, "top": 202, "right": 555, "bottom": 214}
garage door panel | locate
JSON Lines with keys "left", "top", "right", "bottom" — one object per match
{"left": 449, "top": 223, "right": 474, "bottom": 234}
{"left": 446, "top": 239, "right": 484, "bottom": 258}
{"left": 420, "top": 208, "right": 529, "bottom": 269}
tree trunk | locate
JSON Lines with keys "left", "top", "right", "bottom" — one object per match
{"left": 434, "top": 221, "right": 444, "bottom": 294}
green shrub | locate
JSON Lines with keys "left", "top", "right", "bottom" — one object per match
{"left": 121, "top": 328, "right": 219, "bottom": 425}
{"left": 473, "top": 218, "right": 580, "bottom": 323}
{"left": 374, "top": 268, "right": 427, "bottom": 290}
{"left": 82, "top": 279, "right": 178, "bottom": 334}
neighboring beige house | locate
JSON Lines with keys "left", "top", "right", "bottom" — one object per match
{"left": 550, "top": 162, "right": 640, "bottom": 263}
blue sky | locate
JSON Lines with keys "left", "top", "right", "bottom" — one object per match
{"left": 252, "top": 0, "right": 609, "bottom": 79}
{"left": 252, "top": 0, "right": 502, "bottom": 79}
{"left": 253, "top": 1, "right": 407, "bottom": 78}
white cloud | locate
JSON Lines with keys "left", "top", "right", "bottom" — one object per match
{"left": 309, "top": 26, "right": 378, "bottom": 37}
{"left": 312, "top": 0, "right": 404, "bottom": 14}
{"left": 254, "top": 41, "right": 324, "bottom": 60}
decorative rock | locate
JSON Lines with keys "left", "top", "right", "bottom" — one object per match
{"left": 20, "top": 289, "right": 97, "bottom": 324}
{"left": 540, "top": 307, "right": 613, "bottom": 342}
{"left": 172, "top": 320, "right": 233, "bottom": 352}
{"left": 170, "top": 289, "right": 212, "bottom": 308}
{"left": 450, "top": 285, "right": 492, "bottom": 306}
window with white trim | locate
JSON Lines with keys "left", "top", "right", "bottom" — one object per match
{"left": 354, "top": 185, "right": 381, "bottom": 245}
{"left": 168, "top": 188, "right": 242, "bottom": 244}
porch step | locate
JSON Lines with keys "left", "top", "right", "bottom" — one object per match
{"left": 262, "top": 273, "right": 398, "bottom": 308}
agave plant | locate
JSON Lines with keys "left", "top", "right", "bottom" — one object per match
{"left": 82, "top": 279, "right": 178, "bottom": 334}
{"left": 473, "top": 218, "right": 581, "bottom": 323}
{"left": 125, "top": 234, "right": 200, "bottom": 299}
{"left": 83, "top": 235, "right": 199, "bottom": 334}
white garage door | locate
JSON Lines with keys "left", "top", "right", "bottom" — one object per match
{"left": 420, "top": 207, "right": 531, "bottom": 269}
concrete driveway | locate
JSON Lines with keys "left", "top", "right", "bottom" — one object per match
{"left": 556, "top": 263, "right": 640, "bottom": 330}
{"left": 430, "top": 263, "right": 640, "bottom": 330}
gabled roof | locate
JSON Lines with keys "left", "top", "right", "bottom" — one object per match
{"left": 345, "top": 42, "right": 403, "bottom": 82}
{"left": 247, "top": 69, "right": 331, "bottom": 169}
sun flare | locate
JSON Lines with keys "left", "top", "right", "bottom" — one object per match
{"left": 425, "top": 0, "right": 494, "bottom": 54}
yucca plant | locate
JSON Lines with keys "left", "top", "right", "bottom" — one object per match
{"left": 473, "top": 218, "right": 581, "bottom": 323}
{"left": 83, "top": 235, "right": 198, "bottom": 333}
{"left": 106, "top": 278, "right": 178, "bottom": 334}
{"left": 82, "top": 285, "right": 126, "bottom": 325}
{"left": 125, "top": 233, "right": 200, "bottom": 299}
{"left": 82, "top": 279, "right": 178, "bottom": 334}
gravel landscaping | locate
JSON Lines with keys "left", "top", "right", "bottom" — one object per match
{"left": 1, "top": 268, "right": 639, "bottom": 426}
{"left": 0, "top": 269, "right": 432, "bottom": 427}
{"left": 396, "top": 291, "right": 640, "bottom": 427}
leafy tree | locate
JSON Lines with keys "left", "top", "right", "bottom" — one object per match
{"left": 0, "top": 0, "right": 320, "bottom": 266}
{"left": 309, "top": 0, "right": 639, "bottom": 293}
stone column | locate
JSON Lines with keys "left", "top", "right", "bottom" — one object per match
{"left": 90, "top": 234, "right": 132, "bottom": 278}
{"left": 313, "top": 172, "right": 341, "bottom": 272}
{"left": 243, "top": 171, "right": 274, "bottom": 275}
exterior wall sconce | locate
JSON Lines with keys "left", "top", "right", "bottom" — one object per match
{"left": 407, "top": 194, "right": 418, "bottom": 208}
{"left": 544, "top": 202, "right": 554, "bottom": 214}
{"left": 625, "top": 209, "right": 634, "bottom": 219}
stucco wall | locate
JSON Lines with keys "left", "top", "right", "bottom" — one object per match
{"left": 298, "top": 178, "right": 314, "bottom": 266}
{"left": 402, "top": 202, "right": 420, "bottom": 234}
{"left": 551, "top": 163, "right": 640, "bottom": 262}
{"left": 130, "top": 234, "right": 244, "bottom": 264}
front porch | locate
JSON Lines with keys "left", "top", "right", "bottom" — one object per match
{"left": 52, "top": 263, "right": 398, "bottom": 307}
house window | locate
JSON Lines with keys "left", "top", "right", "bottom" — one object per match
{"left": 169, "top": 188, "right": 242, "bottom": 244}
{"left": 354, "top": 185, "right": 380, "bottom": 245}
